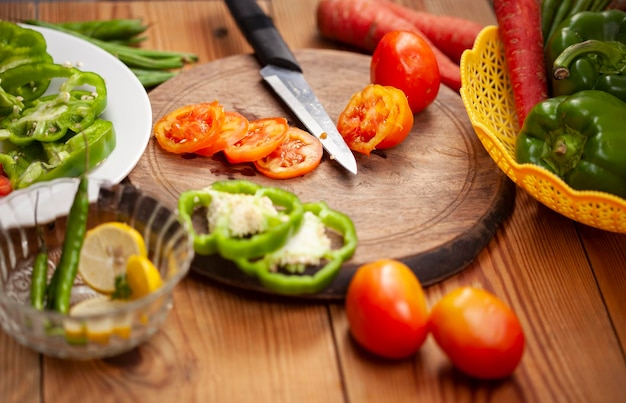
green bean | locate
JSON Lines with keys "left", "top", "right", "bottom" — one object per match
{"left": 46, "top": 174, "right": 89, "bottom": 314}
{"left": 131, "top": 68, "right": 177, "bottom": 88}
{"left": 56, "top": 19, "right": 147, "bottom": 41}
{"left": 30, "top": 194, "right": 49, "bottom": 311}
{"left": 542, "top": 0, "right": 561, "bottom": 44}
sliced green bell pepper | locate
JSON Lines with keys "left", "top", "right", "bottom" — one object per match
{"left": 0, "top": 21, "right": 54, "bottom": 102}
{"left": 0, "top": 63, "right": 107, "bottom": 145}
{"left": 178, "top": 180, "right": 304, "bottom": 261}
{"left": 515, "top": 90, "right": 626, "bottom": 199}
{"left": 545, "top": 9, "right": 626, "bottom": 101}
{"left": 232, "top": 201, "right": 358, "bottom": 296}
{"left": 0, "top": 118, "right": 115, "bottom": 189}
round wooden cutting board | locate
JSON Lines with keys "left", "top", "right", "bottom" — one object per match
{"left": 129, "top": 49, "right": 515, "bottom": 300}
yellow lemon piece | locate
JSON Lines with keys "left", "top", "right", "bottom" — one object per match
{"left": 78, "top": 222, "right": 147, "bottom": 294}
{"left": 126, "top": 254, "right": 163, "bottom": 300}
{"left": 63, "top": 296, "right": 132, "bottom": 344}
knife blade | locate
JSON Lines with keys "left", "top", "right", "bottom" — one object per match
{"left": 224, "top": 0, "right": 357, "bottom": 175}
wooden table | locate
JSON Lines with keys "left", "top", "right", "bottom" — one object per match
{"left": 1, "top": 1, "right": 625, "bottom": 402}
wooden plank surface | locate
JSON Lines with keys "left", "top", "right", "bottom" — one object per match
{"left": 1, "top": 1, "right": 625, "bottom": 402}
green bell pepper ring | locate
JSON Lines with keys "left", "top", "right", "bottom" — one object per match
{"left": 545, "top": 10, "right": 626, "bottom": 102}
{"left": 0, "top": 21, "right": 54, "bottom": 102}
{"left": 0, "top": 63, "right": 107, "bottom": 145}
{"left": 232, "top": 201, "right": 358, "bottom": 296}
{"left": 177, "top": 180, "right": 304, "bottom": 261}
{"left": 515, "top": 90, "right": 626, "bottom": 200}
{"left": 0, "top": 118, "right": 116, "bottom": 189}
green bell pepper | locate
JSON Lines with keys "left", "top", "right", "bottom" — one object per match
{"left": 232, "top": 201, "right": 357, "bottom": 296}
{"left": 545, "top": 9, "right": 626, "bottom": 102}
{"left": 515, "top": 90, "right": 626, "bottom": 199}
{"left": 178, "top": 180, "right": 304, "bottom": 261}
{"left": 0, "top": 63, "right": 107, "bottom": 145}
{"left": 0, "top": 118, "right": 116, "bottom": 189}
{"left": 0, "top": 21, "right": 54, "bottom": 102}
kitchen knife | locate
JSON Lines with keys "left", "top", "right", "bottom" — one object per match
{"left": 224, "top": 0, "right": 357, "bottom": 175}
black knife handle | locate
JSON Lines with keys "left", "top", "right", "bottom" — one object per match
{"left": 225, "top": 0, "right": 302, "bottom": 72}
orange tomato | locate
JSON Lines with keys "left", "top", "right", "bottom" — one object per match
{"left": 196, "top": 111, "right": 250, "bottom": 157}
{"left": 337, "top": 84, "right": 414, "bottom": 156}
{"left": 253, "top": 127, "right": 323, "bottom": 179}
{"left": 153, "top": 101, "right": 225, "bottom": 154}
{"left": 429, "top": 287, "right": 525, "bottom": 380}
{"left": 223, "top": 117, "right": 289, "bottom": 163}
{"left": 345, "top": 259, "right": 429, "bottom": 360}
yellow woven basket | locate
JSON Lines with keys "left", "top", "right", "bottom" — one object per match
{"left": 460, "top": 25, "right": 626, "bottom": 234}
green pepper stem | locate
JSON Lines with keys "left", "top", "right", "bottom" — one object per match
{"left": 553, "top": 39, "right": 626, "bottom": 79}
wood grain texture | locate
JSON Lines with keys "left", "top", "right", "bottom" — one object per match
{"left": 1, "top": 1, "right": 625, "bottom": 402}
{"left": 129, "top": 48, "right": 514, "bottom": 298}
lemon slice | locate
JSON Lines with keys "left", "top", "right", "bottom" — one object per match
{"left": 63, "top": 296, "right": 132, "bottom": 344}
{"left": 78, "top": 222, "right": 147, "bottom": 294}
{"left": 126, "top": 255, "right": 163, "bottom": 300}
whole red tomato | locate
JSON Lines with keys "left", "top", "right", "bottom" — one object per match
{"left": 371, "top": 31, "right": 440, "bottom": 114}
{"left": 429, "top": 287, "right": 525, "bottom": 380}
{"left": 345, "top": 259, "right": 429, "bottom": 360}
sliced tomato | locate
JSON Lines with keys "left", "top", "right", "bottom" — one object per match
{"left": 337, "top": 84, "right": 414, "bottom": 156}
{"left": 153, "top": 101, "right": 225, "bottom": 154}
{"left": 196, "top": 111, "right": 250, "bottom": 157}
{"left": 253, "top": 127, "right": 323, "bottom": 179}
{"left": 223, "top": 117, "right": 289, "bottom": 163}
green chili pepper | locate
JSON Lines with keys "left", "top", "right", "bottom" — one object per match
{"left": 30, "top": 195, "right": 49, "bottom": 311}
{"left": 0, "top": 118, "right": 115, "bottom": 190}
{"left": 0, "top": 21, "right": 54, "bottom": 101}
{"left": 232, "top": 202, "right": 357, "bottom": 295}
{"left": 515, "top": 90, "right": 626, "bottom": 199}
{"left": 54, "top": 19, "right": 147, "bottom": 42}
{"left": 178, "top": 180, "right": 304, "bottom": 261}
{"left": 545, "top": 9, "right": 626, "bottom": 101}
{"left": 0, "top": 63, "right": 107, "bottom": 145}
{"left": 46, "top": 172, "right": 89, "bottom": 314}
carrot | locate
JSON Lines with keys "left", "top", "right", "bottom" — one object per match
{"left": 493, "top": 0, "right": 548, "bottom": 128}
{"left": 380, "top": 0, "right": 483, "bottom": 64}
{"left": 316, "top": 0, "right": 462, "bottom": 91}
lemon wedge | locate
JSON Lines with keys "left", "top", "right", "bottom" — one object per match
{"left": 78, "top": 222, "right": 147, "bottom": 294}
{"left": 126, "top": 255, "right": 163, "bottom": 300}
{"left": 63, "top": 296, "right": 132, "bottom": 344}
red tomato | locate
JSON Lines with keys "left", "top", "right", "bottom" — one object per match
{"left": 223, "top": 117, "right": 289, "bottom": 163}
{"left": 337, "top": 84, "right": 414, "bottom": 156}
{"left": 253, "top": 127, "right": 323, "bottom": 179}
{"left": 196, "top": 111, "right": 250, "bottom": 157}
{"left": 153, "top": 101, "right": 225, "bottom": 154}
{"left": 371, "top": 31, "right": 440, "bottom": 114}
{"left": 345, "top": 259, "right": 429, "bottom": 360}
{"left": 0, "top": 173, "right": 12, "bottom": 196}
{"left": 429, "top": 287, "right": 525, "bottom": 380}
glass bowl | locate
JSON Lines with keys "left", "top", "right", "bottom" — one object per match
{"left": 460, "top": 25, "right": 626, "bottom": 234}
{"left": 0, "top": 178, "right": 194, "bottom": 359}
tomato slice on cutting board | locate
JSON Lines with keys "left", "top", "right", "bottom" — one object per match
{"left": 153, "top": 101, "right": 225, "bottom": 154}
{"left": 254, "top": 127, "right": 323, "bottom": 179}
{"left": 196, "top": 111, "right": 250, "bottom": 157}
{"left": 223, "top": 117, "right": 289, "bottom": 163}
{"left": 337, "top": 84, "right": 414, "bottom": 156}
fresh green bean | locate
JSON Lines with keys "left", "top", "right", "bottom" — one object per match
{"left": 56, "top": 19, "right": 147, "bottom": 41}
{"left": 542, "top": 0, "right": 560, "bottom": 44}
{"left": 131, "top": 68, "right": 177, "bottom": 88}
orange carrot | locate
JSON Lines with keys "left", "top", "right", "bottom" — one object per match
{"left": 381, "top": 0, "right": 484, "bottom": 64}
{"left": 494, "top": 0, "right": 548, "bottom": 127}
{"left": 316, "top": 0, "right": 462, "bottom": 91}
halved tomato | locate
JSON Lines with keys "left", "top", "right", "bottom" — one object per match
{"left": 337, "top": 84, "right": 414, "bottom": 156}
{"left": 153, "top": 101, "right": 225, "bottom": 154}
{"left": 196, "top": 111, "right": 250, "bottom": 157}
{"left": 253, "top": 127, "right": 323, "bottom": 179}
{"left": 223, "top": 117, "right": 289, "bottom": 163}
